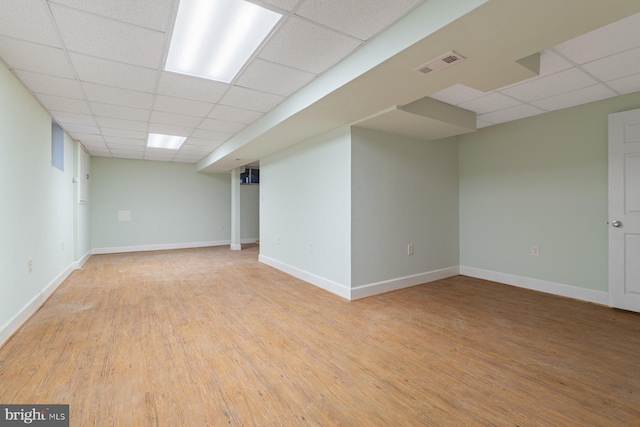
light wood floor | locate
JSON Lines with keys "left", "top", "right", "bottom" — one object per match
{"left": 1, "top": 245, "right": 639, "bottom": 426}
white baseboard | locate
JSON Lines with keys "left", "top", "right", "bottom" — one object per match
{"left": 0, "top": 262, "right": 76, "bottom": 348}
{"left": 460, "top": 266, "right": 609, "bottom": 305}
{"left": 259, "top": 255, "right": 459, "bottom": 301}
{"left": 73, "top": 251, "right": 92, "bottom": 269}
{"left": 92, "top": 240, "right": 232, "bottom": 255}
{"left": 259, "top": 255, "right": 351, "bottom": 300}
{"left": 351, "top": 266, "right": 460, "bottom": 300}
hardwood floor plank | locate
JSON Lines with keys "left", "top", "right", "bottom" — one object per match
{"left": 1, "top": 245, "right": 639, "bottom": 426}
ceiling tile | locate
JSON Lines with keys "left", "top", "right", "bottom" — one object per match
{"left": 179, "top": 144, "right": 216, "bottom": 154}
{"left": 607, "top": 72, "right": 640, "bottom": 95}
{"left": 111, "top": 150, "right": 145, "bottom": 160}
{"left": 14, "top": 70, "right": 83, "bottom": 98}
{"left": 258, "top": 17, "right": 362, "bottom": 73}
{"left": 80, "top": 140, "right": 108, "bottom": 150}
{"left": 96, "top": 117, "right": 147, "bottom": 132}
{"left": 145, "top": 147, "right": 178, "bottom": 155}
{"left": 104, "top": 136, "right": 146, "bottom": 146}
{"left": 582, "top": 46, "right": 640, "bottom": 82}
{"left": 295, "top": 0, "right": 422, "bottom": 41}
{"left": 157, "top": 72, "right": 229, "bottom": 103}
{"left": 90, "top": 103, "right": 151, "bottom": 122}
{"left": 0, "top": 0, "right": 60, "bottom": 47}
{"left": 478, "top": 104, "right": 545, "bottom": 125}
{"left": 83, "top": 83, "right": 154, "bottom": 109}
{"left": 500, "top": 68, "right": 598, "bottom": 102}
{"left": 185, "top": 138, "right": 224, "bottom": 148}
{"left": 261, "top": 0, "right": 299, "bottom": 12}
{"left": 498, "top": 50, "right": 575, "bottom": 90}
{"left": 539, "top": 49, "right": 575, "bottom": 76}
{"left": 457, "top": 92, "right": 521, "bottom": 114}
{"left": 554, "top": 12, "right": 640, "bottom": 64}
{"left": 50, "top": 4, "right": 165, "bottom": 69}
{"left": 50, "top": 111, "right": 96, "bottom": 125}
{"left": 191, "top": 129, "right": 233, "bottom": 141}
{"left": 208, "top": 105, "right": 263, "bottom": 124}
{"left": 36, "top": 94, "right": 90, "bottom": 114}
{"left": 153, "top": 96, "right": 214, "bottom": 117}
{"left": 150, "top": 111, "right": 203, "bottom": 128}
{"left": 220, "top": 86, "right": 285, "bottom": 113}
{"left": 69, "top": 132, "right": 104, "bottom": 142}
{"left": 476, "top": 119, "right": 493, "bottom": 129}
{"left": 172, "top": 157, "right": 201, "bottom": 164}
{"left": 106, "top": 143, "right": 145, "bottom": 152}
{"left": 147, "top": 123, "right": 194, "bottom": 137}
{"left": 48, "top": 0, "right": 172, "bottom": 31}
{"left": 199, "top": 119, "right": 246, "bottom": 133}
{"left": 236, "top": 59, "right": 315, "bottom": 96}
{"left": 428, "top": 84, "right": 486, "bottom": 105}
{"left": 101, "top": 128, "right": 147, "bottom": 139}
{"left": 0, "top": 36, "right": 74, "bottom": 78}
{"left": 531, "top": 84, "right": 618, "bottom": 111}
{"left": 70, "top": 53, "right": 158, "bottom": 92}
{"left": 59, "top": 123, "right": 100, "bottom": 134}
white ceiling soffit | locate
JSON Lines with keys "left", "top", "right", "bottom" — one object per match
{"left": 1, "top": 1, "right": 640, "bottom": 167}
{"left": 197, "top": 0, "right": 640, "bottom": 172}
{"left": 353, "top": 97, "right": 477, "bottom": 142}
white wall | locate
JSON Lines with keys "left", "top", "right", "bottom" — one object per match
{"left": 241, "top": 184, "right": 259, "bottom": 242}
{"left": 458, "top": 91, "right": 640, "bottom": 300}
{"left": 91, "top": 157, "right": 232, "bottom": 252}
{"left": 351, "top": 128, "right": 459, "bottom": 291}
{"left": 73, "top": 144, "right": 91, "bottom": 261}
{"left": 260, "top": 127, "right": 352, "bottom": 296}
{"left": 0, "top": 61, "right": 82, "bottom": 343}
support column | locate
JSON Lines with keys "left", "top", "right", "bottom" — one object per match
{"left": 231, "top": 167, "right": 242, "bottom": 251}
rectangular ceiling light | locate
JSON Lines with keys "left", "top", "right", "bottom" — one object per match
{"left": 165, "top": 0, "right": 282, "bottom": 83}
{"left": 147, "top": 133, "right": 187, "bottom": 150}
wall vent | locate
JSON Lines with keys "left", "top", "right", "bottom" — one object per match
{"left": 413, "top": 51, "right": 465, "bottom": 75}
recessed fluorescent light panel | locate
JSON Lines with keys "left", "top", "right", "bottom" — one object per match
{"left": 147, "top": 133, "right": 187, "bottom": 149}
{"left": 165, "top": 0, "right": 282, "bottom": 83}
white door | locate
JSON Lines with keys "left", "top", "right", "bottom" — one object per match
{"left": 609, "top": 108, "right": 640, "bottom": 312}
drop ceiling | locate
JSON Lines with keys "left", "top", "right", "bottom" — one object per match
{"left": 0, "top": 0, "right": 424, "bottom": 163}
{"left": 1, "top": 0, "right": 640, "bottom": 169}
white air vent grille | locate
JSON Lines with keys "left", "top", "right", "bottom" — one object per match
{"left": 414, "top": 51, "right": 465, "bottom": 75}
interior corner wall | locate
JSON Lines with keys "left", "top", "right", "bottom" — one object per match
{"left": 90, "top": 158, "right": 231, "bottom": 252}
{"left": 350, "top": 127, "right": 460, "bottom": 293}
{"left": 259, "top": 127, "right": 352, "bottom": 296}
{"left": 458, "top": 91, "right": 640, "bottom": 294}
{"left": 0, "top": 61, "right": 77, "bottom": 340}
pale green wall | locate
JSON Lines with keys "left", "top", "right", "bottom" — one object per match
{"left": 91, "top": 158, "right": 231, "bottom": 250}
{"left": 351, "top": 128, "right": 459, "bottom": 286}
{"left": 73, "top": 144, "right": 91, "bottom": 260}
{"left": 241, "top": 184, "right": 259, "bottom": 241}
{"left": 459, "top": 92, "right": 640, "bottom": 291}
{"left": 260, "top": 127, "right": 352, "bottom": 286}
{"left": 0, "top": 61, "right": 77, "bottom": 329}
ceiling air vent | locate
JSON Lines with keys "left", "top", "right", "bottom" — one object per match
{"left": 413, "top": 51, "right": 465, "bottom": 75}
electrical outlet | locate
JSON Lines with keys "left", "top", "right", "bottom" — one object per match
{"left": 531, "top": 245, "right": 539, "bottom": 257}
{"left": 310, "top": 243, "right": 314, "bottom": 253}
{"left": 61, "top": 242, "right": 64, "bottom": 252}
{"left": 277, "top": 236, "right": 281, "bottom": 245}
{"left": 28, "top": 258, "right": 33, "bottom": 273}
{"left": 152, "top": 227, "right": 158, "bottom": 234}
{"left": 408, "top": 244, "right": 414, "bottom": 255}
{"left": 219, "top": 225, "right": 224, "bottom": 231}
